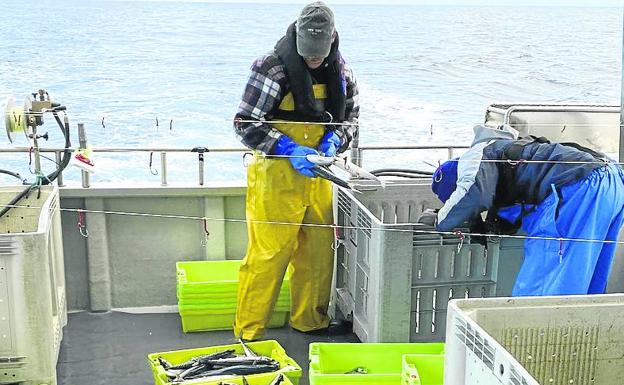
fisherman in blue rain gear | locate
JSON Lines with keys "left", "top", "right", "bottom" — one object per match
{"left": 419, "top": 124, "right": 624, "bottom": 296}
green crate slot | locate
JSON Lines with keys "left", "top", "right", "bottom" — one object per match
{"left": 401, "top": 354, "right": 444, "bottom": 385}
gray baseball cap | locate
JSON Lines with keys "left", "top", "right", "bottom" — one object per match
{"left": 296, "top": 1, "right": 335, "bottom": 58}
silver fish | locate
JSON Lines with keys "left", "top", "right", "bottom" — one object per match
{"left": 307, "top": 154, "right": 383, "bottom": 183}
{"left": 238, "top": 338, "right": 258, "bottom": 358}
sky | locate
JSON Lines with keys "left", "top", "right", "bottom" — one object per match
{"left": 110, "top": 0, "right": 624, "bottom": 5}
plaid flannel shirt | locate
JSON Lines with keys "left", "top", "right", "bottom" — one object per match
{"left": 233, "top": 52, "right": 360, "bottom": 154}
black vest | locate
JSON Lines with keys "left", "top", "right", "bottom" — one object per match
{"left": 273, "top": 22, "right": 346, "bottom": 123}
{"left": 485, "top": 135, "right": 608, "bottom": 235}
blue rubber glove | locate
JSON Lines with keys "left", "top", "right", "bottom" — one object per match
{"left": 274, "top": 135, "right": 318, "bottom": 178}
{"left": 318, "top": 130, "right": 342, "bottom": 157}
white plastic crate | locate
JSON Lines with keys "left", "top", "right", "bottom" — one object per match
{"left": 0, "top": 186, "right": 66, "bottom": 385}
{"left": 332, "top": 181, "right": 524, "bottom": 342}
{"left": 444, "top": 294, "right": 624, "bottom": 385}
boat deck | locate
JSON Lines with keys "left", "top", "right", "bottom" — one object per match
{"left": 57, "top": 311, "right": 359, "bottom": 385}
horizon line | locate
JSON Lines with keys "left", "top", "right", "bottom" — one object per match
{"left": 100, "top": 0, "right": 624, "bottom": 7}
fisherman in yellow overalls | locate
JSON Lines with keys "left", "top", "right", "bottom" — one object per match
{"left": 232, "top": 1, "right": 360, "bottom": 341}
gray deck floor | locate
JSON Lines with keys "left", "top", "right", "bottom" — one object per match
{"left": 57, "top": 311, "right": 359, "bottom": 385}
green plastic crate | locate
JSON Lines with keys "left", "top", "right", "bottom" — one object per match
{"left": 176, "top": 260, "right": 291, "bottom": 332}
{"left": 148, "top": 340, "right": 302, "bottom": 385}
{"left": 308, "top": 375, "right": 400, "bottom": 385}
{"left": 178, "top": 296, "right": 290, "bottom": 311}
{"left": 199, "top": 374, "right": 294, "bottom": 385}
{"left": 178, "top": 288, "right": 290, "bottom": 300}
{"left": 308, "top": 343, "right": 444, "bottom": 385}
{"left": 180, "top": 310, "right": 289, "bottom": 332}
{"left": 401, "top": 354, "right": 444, "bottom": 385}
{"left": 176, "top": 260, "right": 290, "bottom": 297}
{"left": 177, "top": 283, "right": 290, "bottom": 300}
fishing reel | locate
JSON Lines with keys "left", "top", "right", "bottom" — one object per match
{"left": 2, "top": 89, "right": 75, "bottom": 179}
{"left": 4, "top": 89, "right": 66, "bottom": 144}
{"left": 0, "top": 89, "right": 73, "bottom": 217}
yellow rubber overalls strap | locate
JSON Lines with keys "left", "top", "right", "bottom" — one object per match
{"left": 235, "top": 84, "right": 335, "bottom": 340}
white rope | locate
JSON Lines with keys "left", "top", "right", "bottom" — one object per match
{"left": 2, "top": 202, "right": 623, "bottom": 246}
{"left": 2, "top": 113, "right": 358, "bottom": 126}
{"left": 257, "top": 155, "right": 622, "bottom": 166}
{"left": 0, "top": 147, "right": 619, "bottom": 166}
{"left": 4, "top": 112, "right": 624, "bottom": 128}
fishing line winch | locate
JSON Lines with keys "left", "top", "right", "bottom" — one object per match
{"left": 4, "top": 89, "right": 70, "bottom": 172}
{"left": 1, "top": 89, "right": 75, "bottom": 217}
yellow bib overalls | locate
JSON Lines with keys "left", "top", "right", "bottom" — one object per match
{"left": 234, "top": 84, "right": 334, "bottom": 340}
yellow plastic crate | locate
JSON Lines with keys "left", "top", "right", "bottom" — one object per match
{"left": 147, "top": 340, "right": 302, "bottom": 385}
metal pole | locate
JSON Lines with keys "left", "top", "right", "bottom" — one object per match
{"left": 55, "top": 151, "right": 64, "bottom": 187}
{"left": 191, "top": 147, "right": 207, "bottom": 186}
{"left": 198, "top": 154, "right": 204, "bottom": 186}
{"left": 350, "top": 134, "right": 361, "bottom": 167}
{"left": 160, "top": 152, "right": 167, "bottom": 186}
{"left": 78, "top": 123, "right": 87, "bottom": 149}
{"left": 32, "top": 126, "right": 42, "bottom": 175}
{"left": 81, "top": 169, "right": 90, "bottom": 188}
{"left": 620, "top": 8, "right": 624, "bottom": 162}
{"left": 78, "top": 123, "right": 90, "bottom": 188}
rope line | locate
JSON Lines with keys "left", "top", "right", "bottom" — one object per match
{"left": 4, "top": 112, "right": 624, "bottom": 128}
{"left": 2, "top": 202, "right": 624, "bottom": 246}
{"left": 0, "top": 148, "right": 621, "bottom": 166}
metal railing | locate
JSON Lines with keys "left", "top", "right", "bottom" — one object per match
{"left": 0, "top": 144, "right": 469, "bottom": 188}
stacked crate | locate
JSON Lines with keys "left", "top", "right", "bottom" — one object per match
{"left": 0, "top": 186, "right": 67, "bottom": 385}
{"left": 176, "top": 260, "right": 290, "bottom": 332}
{"left": 332, "top": 181, "right": 524, "bottom": 342}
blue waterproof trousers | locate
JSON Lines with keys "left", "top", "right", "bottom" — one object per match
{"left": 512, "top": 164, "right": 624, "bottom": 296}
